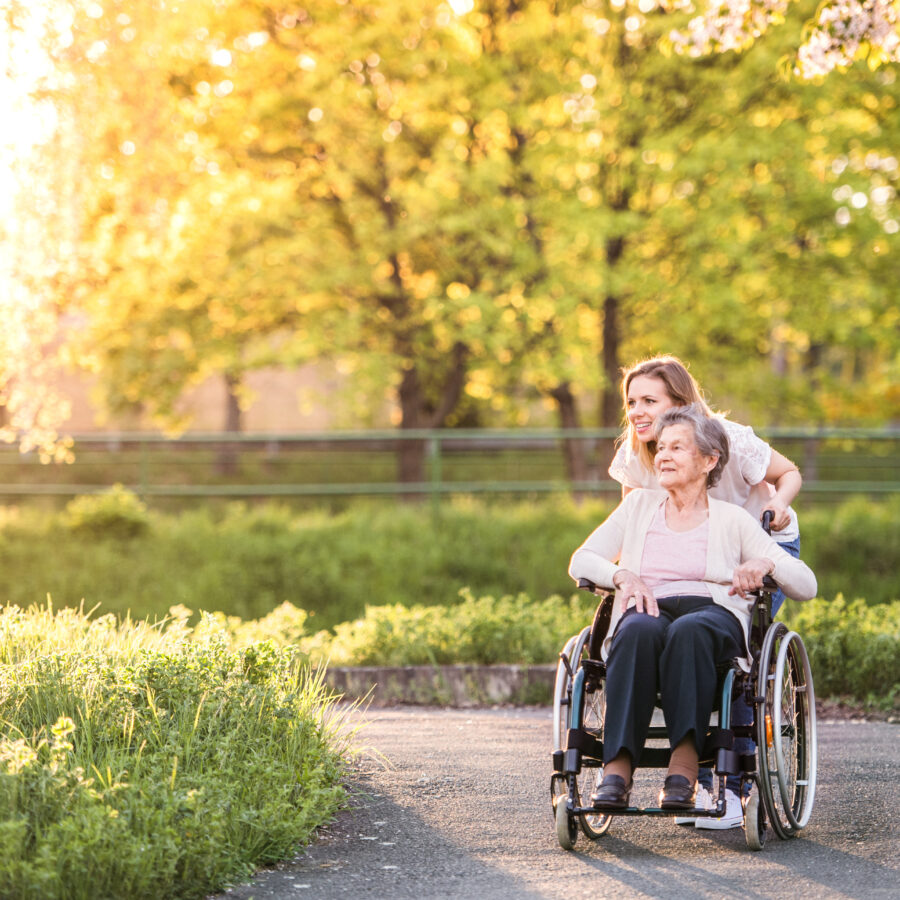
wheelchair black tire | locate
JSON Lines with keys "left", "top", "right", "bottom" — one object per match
{"left": 772, "top": 630, "right": 817, "bottom": 831}
{"left": 551, "top": 628, "right": 588, "bottom": 822}
{"left": 575, "top": 676, "right": 611, "bottom": 839}
{"left": 744, "top": 792, "right": 767, "bottom": 851}
{"left": 756, "top": 623, "right": 817, "bottom": 839}
{"left": 556, "top": 795, "right": 578, "bottom": 850}
{"left": 552, "top": 628, "right": 590, "bottom": 753}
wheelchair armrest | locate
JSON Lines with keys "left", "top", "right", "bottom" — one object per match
{"left": 577, "top": 577, "right": 598, "bottom": 592}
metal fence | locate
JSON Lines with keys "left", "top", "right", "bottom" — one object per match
{"left": 0, "top": 427, "right": 897, "bottom": 507}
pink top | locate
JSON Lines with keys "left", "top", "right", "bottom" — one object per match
{"left": 640, "top": 502, "right": 712, "bottom": 599}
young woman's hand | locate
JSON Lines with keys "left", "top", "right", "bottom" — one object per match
{"left": 761, "top": 496, "right": 791, "bottom": 532}
{"left": 612, "top": 570, "right": 658, "bottom": 617}
{"left": 729, "top": 558, "right": 775, "bottom": 598}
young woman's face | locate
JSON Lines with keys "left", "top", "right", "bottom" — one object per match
{"left": 625, "top": 375, "right": 676, "bottom": 444}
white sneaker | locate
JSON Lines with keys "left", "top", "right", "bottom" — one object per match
{"left": 695, "top": 789, "right": 744, "bottom": 830}
{"left": 674, "top": 784, "right": 713, "bottom": 826}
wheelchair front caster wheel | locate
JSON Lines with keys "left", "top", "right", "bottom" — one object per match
{"left": 744, "top": 793, "right": 767, "bottom": 851}
{"left": 580, "top": 807, "right": 613, "bottom": 840}
{"left": 556, "top": 798, "right": 578, "bottom": 851}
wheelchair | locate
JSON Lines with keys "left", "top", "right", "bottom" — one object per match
{"left": 550, "top": 552, "right": 817, "bottom": 852}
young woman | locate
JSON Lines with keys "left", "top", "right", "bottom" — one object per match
{"left": 610, "top": 355, "right": 801, "bottom": 554}
{"left": 608, "top": 355, "right": 804, "bottom": 829}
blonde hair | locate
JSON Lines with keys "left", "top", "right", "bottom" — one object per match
{"left": 620, "top": 355, "right": 715, "bottom": 470}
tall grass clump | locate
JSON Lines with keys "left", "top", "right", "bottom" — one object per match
{"left": 0, "top": 603, "right": 352, "bottom": 900}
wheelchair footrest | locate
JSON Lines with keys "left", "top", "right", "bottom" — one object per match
{"left": 570, "top": 804, "right": 733, "bottom": 819}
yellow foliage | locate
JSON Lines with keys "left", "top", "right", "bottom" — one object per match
{"left": 446, "top": 282, "right": 471, "bottom": 300}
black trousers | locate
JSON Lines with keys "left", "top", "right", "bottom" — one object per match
{"left": 602, "top": 596, "right": 744, "bottom": 767}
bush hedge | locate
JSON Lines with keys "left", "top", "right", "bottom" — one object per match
{"left": 0, "top": 493, "right": 896, "bottom": 631}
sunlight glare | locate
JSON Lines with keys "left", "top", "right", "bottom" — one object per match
{"left": 447, "top": 0, "right": 475, "bottom": 15}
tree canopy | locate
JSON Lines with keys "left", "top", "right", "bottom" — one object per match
{"left": 662, "top": 0, "right": 900, "bottom": 79}
{"left": 2, "top": 0, "right": 899, "bottom": 471}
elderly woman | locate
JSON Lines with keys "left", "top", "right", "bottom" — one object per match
{"left": 568, "top": 404, "right": 817, "bottom": 810}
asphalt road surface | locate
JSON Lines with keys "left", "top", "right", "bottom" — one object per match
{"left": 214, "top": 707, "right": 898, "bottom": 900}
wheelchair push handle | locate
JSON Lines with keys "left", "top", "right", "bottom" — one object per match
{"left": 760, "top": 510, "right": 778, "bottom": 591}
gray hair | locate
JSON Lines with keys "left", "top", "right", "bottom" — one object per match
{"left": 653, "top": 403, "right": 730, "bottom": 488}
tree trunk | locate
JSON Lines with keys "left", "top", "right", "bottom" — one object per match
{"left": 216, "top": 371, "right": 243, "bottom": 476}
{"left": 397, "top": 364, "right": 426, "bottom": 488}
{"left": 597, "top": 232, "right": 625, "bottom": 474}
{"left": 549, "top": 382, "right": 589, "bottom": 502}
{"left": 395, "top": 342, "right": 469, "bottom": 500}
{"left": 600, "top": 292, "right": 621, "bottom": 427}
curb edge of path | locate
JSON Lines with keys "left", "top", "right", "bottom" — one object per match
{"left": 326, "top": 665, "right": 899, "bottom": 720}
{"left": 326, "top": 664, "right": 556, "bottom": 708}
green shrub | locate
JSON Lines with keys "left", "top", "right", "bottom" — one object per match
{"left": 801, "top": 495, "right": 900, "bottom": 605}
{"left": 0, "top": 494, "right": 895, "bottom": 633}
{"left": 299, "top": 588, "right": 599, "bottom": 666}
{"left": 63, "top": 485, "right": 151, "bottom": 539}
{"left": 782, "top": 595, "right": 900, "bottom": 705}
{"left": 0, "top": 604, "right": 351, "bottom": 900}
{"left": 273, "top": 589, "right": 896, "bottom": 705}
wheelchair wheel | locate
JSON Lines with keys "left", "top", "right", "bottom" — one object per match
{"left": 551, "top": 628, "right": 588, "bottom": 819}
{"left": 772, "top": 630, "right": 817, "bottom": 830}
{"left": 757, "top": 624, "right": 817, "bottom": 839}
{"left": 576, "top": 676, "right": 612, "bottom": 839}
{"left": 553, "top": 627, "right": 591, "bottom": 750}
{"left": 552, "top": 630, "right": 583, "bottom": 753}
{"left": 556, "top": 794, "right": 578, "bottom": 850}
{"left": 744, "top": 792, "right": 767, "bottom": 851}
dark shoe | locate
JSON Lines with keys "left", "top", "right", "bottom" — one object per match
{"left": 660, "top": 775, "right": 696, "bottom": 810}
{"left": 591, "top": 774, "right": 632, "bottom": 810}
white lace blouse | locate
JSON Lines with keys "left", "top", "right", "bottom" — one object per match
{"left": 608, "top": 418, "right": 800, "bottom": 542}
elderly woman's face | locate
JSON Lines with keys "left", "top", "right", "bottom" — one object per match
{"left": 654, "top": 423, "right": 717, "bottom": 490}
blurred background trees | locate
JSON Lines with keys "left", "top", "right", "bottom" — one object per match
{"left": 2, "top": 0, "right": 899, "bottom": 479}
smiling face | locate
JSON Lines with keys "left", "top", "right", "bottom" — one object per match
{"left": 654, "top": 423, "right": 718, "bottom": 491}
{"left": 625, "top": 374, "right": 676, "bottom": 444}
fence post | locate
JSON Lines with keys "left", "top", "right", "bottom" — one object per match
{"left": 139, "top": 437, "right": 148, "bottom": 501}
{"left": 428, "top": 434, "right": 442, "bottom": 524}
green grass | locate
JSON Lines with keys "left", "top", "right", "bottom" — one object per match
{"left": 0, "top": 603, "right": 353, "bottom": 900}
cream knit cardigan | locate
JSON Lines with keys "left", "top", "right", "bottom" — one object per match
{"left": 568, "top": 489, "right": 818, "bottom": 670}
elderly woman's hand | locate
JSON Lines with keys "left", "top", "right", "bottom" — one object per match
{"left": 729, "top": 558, "right": 775, "bottom": 598}
{"left": 612, "top": 570, "right": 658, "bottom": 617}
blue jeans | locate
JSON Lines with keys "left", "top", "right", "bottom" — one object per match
{"left": 698, "top": 536, "right": 802, "bottom": 796}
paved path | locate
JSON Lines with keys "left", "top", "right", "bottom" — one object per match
{"left": 214, "top": 708, "right": 898, "bottom": 900}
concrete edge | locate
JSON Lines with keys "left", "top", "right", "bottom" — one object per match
{"left": 326, "top": 664, "right": 557, "bottom": 708}
{"left": 326, "top": 665, "right": 898, "bottom": 720}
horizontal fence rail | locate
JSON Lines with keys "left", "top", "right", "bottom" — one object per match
{"left": 0, "top": 427, "right": 897, "bottom": 505}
